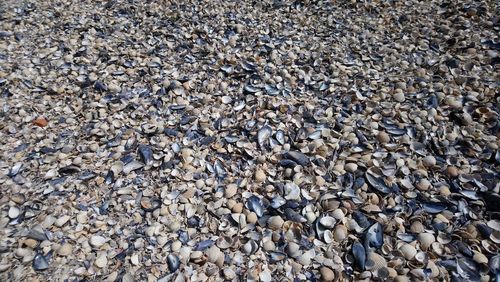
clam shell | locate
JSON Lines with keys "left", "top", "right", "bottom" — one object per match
{"left": 418, "top": 233, "right": 435, "bottom": 251}
{"left": 399, "top": 243, "right": 417, "bottom": 260}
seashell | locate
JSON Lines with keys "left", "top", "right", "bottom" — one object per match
{"left": 410, "top": 221, "right": 424, "bottom": 233}
{"left": 414, "top": 251, "right": 428, "bottom": 263}
{"left": 27, "top": 227, "right": 48, "bottom": 241}
{"left": 334, "top": 225, "right": 348, "bottom": 242}
{"left": 283, "top": 151, "right": 309, "bottom": 166}
{"left": 284, "top": 182, "right": 300, "bottom": 200}
{"left": 487, "top": 220, "right": 500, "bottom": 232}
{"left": 323, "top": 230, "right": 334, "bottom": 243}
{"left": 167, "top": 254, "right": 180, "bottom": 272}
{"left": 473, "top": 251, "right": 488, "bottom": 265}
{"left": 123, "top": 161, "right": 144, "bottom": 174}
{"left": 422, "top": 201, "right": 447, "bottom": 214}
{"left": 267, "top": 216, "right": 284, "bottom": 230}
{"left": 286, "top": 242, "right": 301, "bottom": 258}
{"left": 352, "top": 242, "right": 366, "bottom": 271}
{"left": 89, "top": 235, "right": 106, "bottom": 248}
{"left": 58, "top": 165, "right": 80, "bottom": 175}
{"left": 365, "top": 251, "right": 387, "bottom": 271}
{"left": 216, "top": 236, "right": 233, "bottom": 249}
{"left": 194, "top": 240, "right": 214, "bottom": 251}
{"left": 418, "top": 233, "right": 435, "bottom": 251}
{"left": 489, "top": 230, "right": 500, "bottom": 244}
{"left": 365, "top": 222, "right": 384, "bottom": 249}
{"left": 231, "top": 213, "right": 247, "bottom": 229}
{"left": 270, "top": 196, "right": 286, "bottom": 209}
{"left": 319, "top": 216, "right": 336, "bottom": 228}
{"left": 437, "top": 232, "right": 452, "bottom": 244}
{"left": 490, "top": 254, "right": 500, "bottom": 279}
{"left": 257, "top": 125, "right": 272, "bottom": 149}
{"left": 8, "top": 163, "right": 23, "bottom": 177}
{"left": 481, "top": 239, "right": 498, "bottom": 254}
{"left": 32, "top": 252, "right": 49, "bottom": 271}
{"left": 275, "top": 130, "right": 285, "bottom": 145}
{"left": 242, "top": 240, "right": 259, "bottom": 255}
{"left": 284, "top": 208, "right": 307, "bottom": 223}
{"left": 457, "top": 257, "right": 481, "bottom": 281}
{"left": 11, "top": 193, "right": 25, "bottom": 205}
{"left": 365, "top": 170, "right": 391, "bottom": 194}
{"left": 268, "top": 251, "right": 286, "bottom": 263}
{"left": 400, "top": 243, "right": 417, "bottom": 260}
{"left": 140, "top": 197, "right": 161, "bottom": 212}
{"left": 246, "top": 196, "right": 264, "bottom": 217}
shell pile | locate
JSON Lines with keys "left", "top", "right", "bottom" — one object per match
{"left": 0, "top": 0, "right": 499, "bottom": 281}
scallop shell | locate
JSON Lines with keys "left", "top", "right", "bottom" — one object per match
{"left": 365, "top": 251, "right": 387, "bottom": 271}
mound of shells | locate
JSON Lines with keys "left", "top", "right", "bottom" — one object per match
{"left": 0, "top": 0, "right": 499, "bottom": 281}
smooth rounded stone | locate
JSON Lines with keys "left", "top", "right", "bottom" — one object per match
{"left": 224, "top": 184, "right": 238, "bottom": 199}
{"left": 8, "top": 206, "right": 20, "bottom": 219}
{"left": 416, "top": 179, "right": 431, "bottom": 191}
{"left": 95, "top": 253, "right": 108, "bottom": 268}
{"left": 394, "top": 275, "right": 410, "bottom": 282}
{"left": 298, "top": 249, "right": 315, "bottom": 266}
{"left": 344, "top": 163, "right": 358, "bottom": 173}
{"left": 259, "top": 268, "right": 272, "bottom": 282}
{"left": 221, "top": 96, "right": 232, "bottom": 104}
{"left": 223, "top": 268, "right": 236, "bottom": 280}
{"left": 76, "top": 213, "right": 88, "bottom": 224}
{"left": 320, "top": 266, "right": 336, "bottom": 282}
{"left": 267, "top": 216, "right": 284, "bottom": 230}
{"left": 263, "top": 240, "right": 275, "bottom": 251}
{"left": 24, "top": 239, "right": 38, "bottom": 249}
{"left": 247, "top": 212, "right": 258, "bottom": 224}
{"left": 42, "top": 215, "right": 56, "bottom": 228}
{"left": 54, "top": 215, "right": 71, "bottom": 227}
{"left": 422, "top": 156, "right": 436, "bottom": 167}
{"left": 15, "top": 248, "right": 33, "bottom": 258}
{"left": 445, "top": 166, "right": 459, "bottom": 177}
{"left": 207, "top": 245, "right": 221, "bottom": 263}
{"left": 255, "top": 169, "right": 266, "bottom": 183}
{"left": 89, "top": 235, "right": 106, "bottom": 248}
{"left": 171, "top": 240, "right": 182, "bottom": 252}
{"left": 232, "top": 203, "right": 243, "bottom": 213}
{"left": 74, "top": 267, "right": 87, "bottom": 276}
{"left": 286, "top": 242, "right": 301, "bottom": 257}
{"left": 393, "top": 90, "right": 405, "bottom": 102}
{"left": 131, "top": 253, "right": 140, "bottom": 265}
{"left": 334, "top": 225, "right": 348, "bottom": 241}
{"left": 57, "top": 243, "right": 73, "bottom": 256}
{"left": 377, "top": 131, "right": 390, "bottom": 144}
{"left": 439, "top": 185, "right": 451, "bottom": 196}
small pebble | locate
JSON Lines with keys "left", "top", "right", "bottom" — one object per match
{"left": 255, "top": 169, "right": 266, "bottom": 183}
{"left": 320, "top": 266, "right": 336, "bottom": 282}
